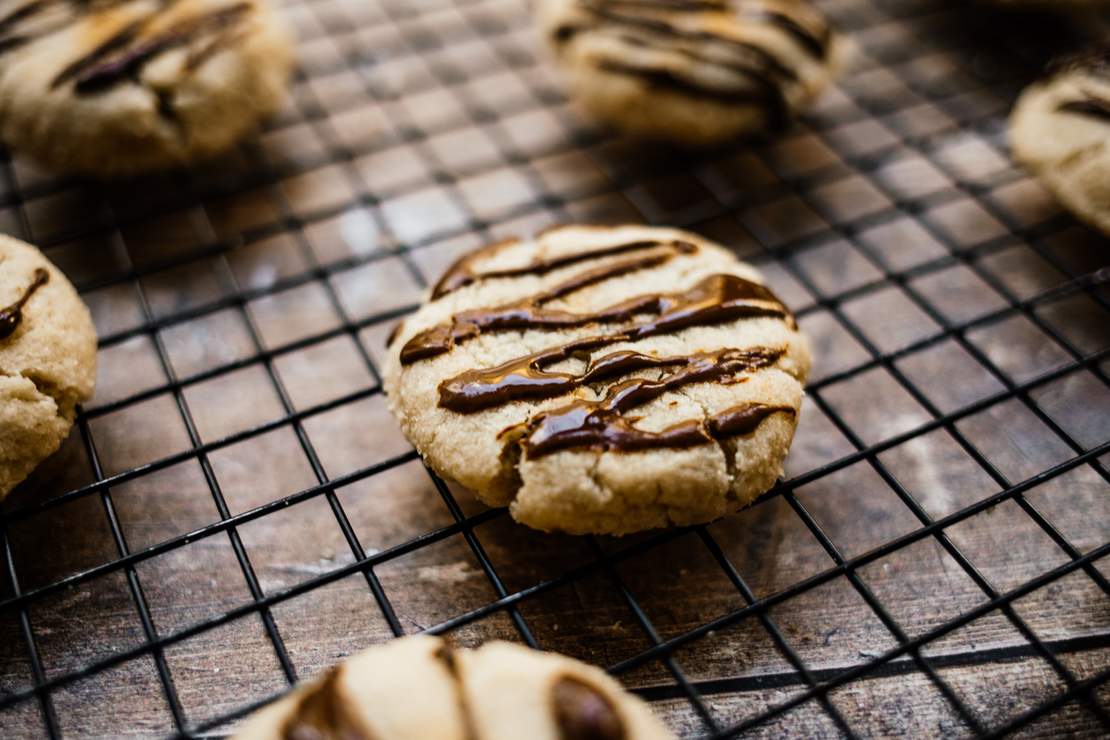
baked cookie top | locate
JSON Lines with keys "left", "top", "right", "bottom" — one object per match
{"left": 234, "top": 635, "right": 674, "bottom": 740}
{"left": 1010, "top": 44, "right": 1110, "bottom": 235}
{"left": 539, "top": 0, "right": 843, "bottom": 125}
{"left": 0, "top": 0, "right": 292, "bottom": 174}
{"left": 384, "top": 224, "right": 810, "bottom": 535}
{"left": 0, "top": 235, "right": 97, "bottom": 496}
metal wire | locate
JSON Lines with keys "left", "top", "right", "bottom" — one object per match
{"left": 0, "top": 0, "right": 1107, "bottom": 737}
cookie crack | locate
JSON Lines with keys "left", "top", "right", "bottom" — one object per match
{"left": 586, "top": 453, "right": 604, "bottom": 492}
{"left": 0, "top": 365, "right": 78, "bottom": 422}
{"left": 147, "top": 84, "right": 189, "bottom": 144}
{"left": 674, "top": 386, "right": 738, "bottom": 501}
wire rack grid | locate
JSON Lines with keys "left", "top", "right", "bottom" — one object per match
{"left": 0, "top": 0, "right": 1108, "bottom": 737}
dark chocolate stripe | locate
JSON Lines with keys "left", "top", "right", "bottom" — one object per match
{"left": 0, "top": 34, "right": 28, "bottom": 54}
{"left": 280, "top": 667, "right": 374, "bottom": 740}
{"left": 0, "top": 268, "right": 49, "bottom": 340}
{"left": 552, "top": 676, "right": 625, "bottom": 740}
{"left": 745, "top": 8, "right": 829, "bottom": 58}
{"left": 579, "top": 1, "right": 797, "bottom": 77}
{"left": 71, "top": 2, "right": 250, "bottom": 92}
{"left": 1058, "top": 95, "right": 1110, "bottom": 123}
{"left": 401, "top": 272, "right": 787, "bottom": 365}
{"left": 48, "top": 2, "right": 249, "bottom": 92}
{"left": 0, "top": 0, "right": 45, "bottom": 36}
{"left": 596, "top": 0, "right": 830, "bottom": 58}
{"left": 567, "top": 2, "right": 816, "bottom": 122}
{"left": 52, "top": 19, "right": 142, "bottom": 88}
{"left": 433, "top": 644, "right": 478, "bottom": 740}
{"left": 398, "top": 240, "right": 696, "bottom": 353}
{"left": 441, "top": 345, "right": 781, "bottom": 413}
{"left": 503, "top": 349, "right": 793, "bottom": 458}
{"left": 183, "top": 23, "right": 242, "bottom": 70}
{"left": 1, "top": 0, "right": 140, "bottom": 57}
{"left": 614, "top": 29, "right": 796, "bottom": 82}
{"left": 432, "top": 238, "right": 695, "bottom": 299}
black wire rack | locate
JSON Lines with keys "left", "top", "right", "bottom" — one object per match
{"left": 1, "top": 0, "right": 1108, "bottom": 737}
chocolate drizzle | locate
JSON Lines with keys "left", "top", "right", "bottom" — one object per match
{"left": 58, "top": 3, "right": 251, "bottom": 92}
{"left": 744, "top": 7, "right": 830, "bottom": 58}
{"left": 1, "top": 0, "right": 145, "bottom": 60}
{"left": 0, "top": 0, "right": 45, "bottom": 37}
{"left": 552, "top": 676, "right": 625, "bottom": 740}
{"left": 432, "top": 237, "right": 696, "bottom": 299}
{"left": 52, "top": 20, "right": 142, "bottom": 88}
{"left": 402, "top": 271, "right": 785, "bottom": 365}
{"left": 442, "top": 345, "right": 781, "bottom": 413}
{"left": 407, "top": 227, "right": 800, "bottom": 459}
{"left": 1058, "top": 94, "right": 1110, "bottom": 123}
{"left": 500, "top": 348, "right": 793, "bottom": 458}
{"left": 558, "top": 0, "right": 832, "bottom": 121}
{"left": 32, "top": 1, "right": 250, "bottom": 92}
{"left": 588, "top": 0, "right": 830, "bottom": 59}
{"left": 0, "top": 268, "right": 49, "bottom": 340}
{"left": 520, "top": 400, "right": 792, "bottom": 459}
{"left": 280, "top": 667, "right": 372, "bottom": 740}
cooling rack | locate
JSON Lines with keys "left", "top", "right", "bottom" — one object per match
{"left": 0, "top": 0, "right": 1108, "bottom": 736}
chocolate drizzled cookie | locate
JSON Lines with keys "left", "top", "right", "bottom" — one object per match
{"left": 0, "top": 0, "right": 292, "bottom": 176}
{"left": 384, "top": 224, "right": 810, "bottom": 535}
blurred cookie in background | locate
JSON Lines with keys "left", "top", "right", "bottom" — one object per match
{"left": 0, "top": 0, "right": 294, "bottom": 177}
{"left": 1011, "top": 44, "right": 1110, "bottom": 236}
{"left": 537, "top": 0, "right": 847, "bottom": 146}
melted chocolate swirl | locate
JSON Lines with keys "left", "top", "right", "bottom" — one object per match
{"left": 432, "top": 237, "right": 696, "bottom": 299}
{"left": 501, "top": 347, "right": 793, "bottom": 458}
{"left": 0, "top": 268, "right": 49, "bottom": 340}
{"left": 401, "top": 272, "right": 786, "bottom": 365}
{"left": 406, "top": 229, "right": 799, "bottom": 459}
{"left": 442, "top": 345, "right": 781, "bottom": 413}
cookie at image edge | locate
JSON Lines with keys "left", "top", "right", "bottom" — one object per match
{"left": 234, "top": 635, "right": 674, "bottom": 740}
{"left": 537, "top": 0, "right": 848, "bottom": 146}
{"left": 0, "top": 235, "right": 97, "bottom": 498}
{"left": 0, "top": 0, "right": 294, "bottom": 177}
{"left": 384, "top": 224, "right": 811, "bottom": 535}
{"left": 1010, "top": 44, "right": 1110, "bottom": 236}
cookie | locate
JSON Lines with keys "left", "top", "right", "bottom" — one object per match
{"left": 0, "top": 0, "right": 293, "bottom": 177}
{"left": 234, "top": 635, "right": 674, "bottom": 740}
{"left": 0, "top": 235, "right": 97, "bottom": 499}
{"left": 1011, "top": 45, "right": 1110, "bottom": 236}
{"left": 384, "top": 224, "right": 810, "bottom": 535}
{"left": 537, "top": 0, "right": 846, "bottom": 146}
